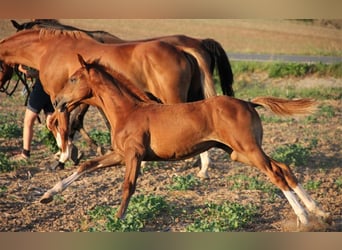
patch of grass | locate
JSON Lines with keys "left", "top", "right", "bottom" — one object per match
{"left": 260, "top": 114, "right": 292, "bottom": 123}
{"left": 0, "top": 123, "right": 21, "bottom": 138}
{"left": 0, "top": 153, "right": 13, "bottom": 173}
{"left": 227, "top": 174, "right": 274, "bottom": 192}
{"left": 305, "top": 104, "right": 336, "bottom": 124}
{"left": 89, "top": 129, "right": 111, "bottom": 146}
{"left": 36, "top": 127, "right": 59, "bottom": 153}
{"left": 230, "top": 61, "right": 342, "bottom": 78}
{"left": 227, "top": 174, "right": 279, "bottom": 202}
{"left": 271, "top": 144, "right": 310, "bottom": 167}
{"left": 304, "top": 180, "right": 322, "bottom": 190}
{"left": 168, "top": 174, "right": 201, "bottom": 191}
{"left": 0, "top": 186, "right": 7, "bottom": 195}
{"left": 232, "top": 61, "right": 268, "bottom": 75}
{"left": 335, "top": 177, "right": 342, "bottom": 190}
{"left": 87, "top": 194, "right": 169, "bottom": 232}
{"left": 186, "top": 201, "right": 257, "bottom": 232}
{"left": 233, "top": 80, "right": 341, "bottom": 101}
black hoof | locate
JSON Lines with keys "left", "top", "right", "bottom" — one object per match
{"left": 70, "top": 145, "right": 83, "bottom": 165}
{"left": 47, "top": 161, "right": 65, "bottom": 171}
{"left": 40, "top": 195, "right": 53, "bottom": 204}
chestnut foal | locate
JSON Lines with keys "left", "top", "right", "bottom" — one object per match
{"left": 41, "top": 56, "right": 329, "bottom": 227}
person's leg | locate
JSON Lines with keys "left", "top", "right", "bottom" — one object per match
{"left": 12, "top": 108, "right": 38, "bottom": 160}
{"left": 23, "top": 108, "right": 38, "bottom": 154}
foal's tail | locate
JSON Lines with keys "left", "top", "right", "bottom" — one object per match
{"left": 201, "top": 38, "right": 234, "bottom": 96}
{"left": 251, "top": 97, "right": 318, "bottom": 116}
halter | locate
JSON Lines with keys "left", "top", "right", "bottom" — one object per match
{"left": 0, "top": 64, "right": 34, "bottom": 106}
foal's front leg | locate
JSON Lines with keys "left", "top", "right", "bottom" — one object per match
{"left": 48, "top": 110, "right": 74, "bottom": 170}
{"left": 40, "top": 151, "right": 124, "bottom": 204}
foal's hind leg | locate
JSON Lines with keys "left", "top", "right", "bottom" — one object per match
{"left": 270, "top": 159, "right": 330, "bottom": 221}
{"left": 40, "top": 151, "right": 124, "bottom": 204}
{"left": 230, "top": 150, "right": 309, "bottom": 225}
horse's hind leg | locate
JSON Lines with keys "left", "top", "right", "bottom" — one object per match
{"left": 197, "top": 151, "right": 211, "bottom": 179}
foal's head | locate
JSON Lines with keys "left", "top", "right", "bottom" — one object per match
{"left": 55, "top": 54, "right": 157, "bottom": 111}
{"left": 54, "top": 55, "right": 96, "bottom": 111}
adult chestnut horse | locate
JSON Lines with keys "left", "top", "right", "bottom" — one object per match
{"left": 41, "top": 56, "right": 329, "bottom": 226}
{"left": 2, "top": 20, "right": 234, "bottom": 176}
{"left": 10, "top": 19, "right": 234, "bottom": 96}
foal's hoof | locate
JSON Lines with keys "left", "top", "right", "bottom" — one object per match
{"left": 40, "top": 193, "right": 53, "bottom": 204}
{"left": 70, "top": 145, "right": 83, "bottom": 165}
{"left": 197, "top": 171, "right": 209, "bottom": 179}
{"left": 47, "top": 161, "right": 65, "bottom": 171}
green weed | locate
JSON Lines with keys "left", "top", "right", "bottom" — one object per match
{"left": 230, "top": 61, "right": 342, "bottom": 78}
{"left": 168, "top": 174, "right": 201, "bottom": 191}
{"left": 227, "top": 174, "right": 279, "bottom": 202}
{"left": 186, "top": 201, "right": 257, "bottom": 232}
{"left": 0, "top": 186, "right": 7, "bottom": 195}
{"left": 87, "top": 194, "right": 169, "bottom": 232}
{"left": 227, "top": 174, "right": 275, "bottom": 192}
{"left": 36, "top": 127, "right": 59, "bottom": 153}
{"left": 304, "top": 180, "right": 322, "bottom": 190}
{"left": 271, "top": 144, "right": 310, "bottom": 167}
{"left": 0, "top": 123, "right": 21, "bottom": 139}
{"left": 0, "top": 153, "right": 13, "bottom": 173}
{"left": 335, "top": 177, "right": 342, "bottom": 190}
{"left": 89, "top": 129, "right": 111, "bottom": 146}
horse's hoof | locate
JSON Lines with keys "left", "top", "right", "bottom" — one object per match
{"left": 40, "top": 194, "right": 53, "bottom": 204}
{"left": 47, "top": 161, "right": 65, "bottom": 171}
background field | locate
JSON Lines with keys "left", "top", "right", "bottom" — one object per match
{"left": 0, "top": 19, "right": 341, "bottom": 232}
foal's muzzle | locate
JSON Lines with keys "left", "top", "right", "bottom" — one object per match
{"left": 53, "top": 98, "right": 67, "bottom": 112}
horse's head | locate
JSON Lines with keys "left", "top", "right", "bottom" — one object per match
{"left": 54, "top": 54, "right": 93, "bottom": 112}
{"left": 11, "top": 19, "right": 61, "bottom": 32}
{"left": 0, "top": 61, "right": 14, "bottom": 90}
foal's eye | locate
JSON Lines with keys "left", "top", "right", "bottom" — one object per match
{"left": 70, "top": 77, "right": 77, "bottom": 84}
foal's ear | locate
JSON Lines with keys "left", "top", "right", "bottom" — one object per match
{"left": 77, "top": 54, "right": 87, "bottom": 69}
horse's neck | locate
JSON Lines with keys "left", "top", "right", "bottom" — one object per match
{"left": 0, "top": 35, "right": 43, "bottom": 68}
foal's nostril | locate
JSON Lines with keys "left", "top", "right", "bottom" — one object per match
{"left": 53, "top": 99, "right": 59, "bottom": 108}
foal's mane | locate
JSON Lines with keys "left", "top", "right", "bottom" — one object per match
{"left": 87, "top": 60, "right": 155, "bottom": 103}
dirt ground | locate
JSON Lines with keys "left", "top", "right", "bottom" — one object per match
{"left": 0, "top": 19, "right": 341, "bottom": 232}
{"left": 0, "top": 77, "right": 341, "bottom": 232}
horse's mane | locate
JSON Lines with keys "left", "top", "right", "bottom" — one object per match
{"left": 87, "top": 60, "right": 156, "bottom": 103}
{"left": 37, "top": 28, "right": 93, "bottom": 41}
{"left": 14, "top": 19, "right": 118, "bottom": 42}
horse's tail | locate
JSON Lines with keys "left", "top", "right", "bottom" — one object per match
{"left": 201, "top": 38, "right": 234, "bottom": 96}
{"left": 178, "top": 46, "right": 217, "bottom": 99}
{"left": 251, "top": 97, "right": 318, "bottom": 116}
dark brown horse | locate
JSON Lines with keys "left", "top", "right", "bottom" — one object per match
{"left": 41, "top": 56, "right": 329, "bottom": 226}
{"left": 0, "top": 28, "right": 216, "bottom": 176}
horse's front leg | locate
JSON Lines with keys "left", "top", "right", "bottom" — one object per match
{"left": 116, "top": 145, "right": 144, "bottom": 219}
{"left": 40, "top": 151, "right": 124, "bottom": 204}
